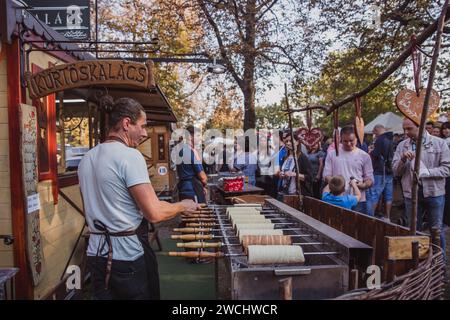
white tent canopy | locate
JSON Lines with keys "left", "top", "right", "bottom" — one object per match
{"left": 364, "top": 112, "right": 404, "bottom": 134}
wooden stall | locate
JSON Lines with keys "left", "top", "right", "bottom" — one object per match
{"left": 302, "top": 196, "right": 431, "bottom": 282}
{"left": 0, "top": 0, "right": 177, "bottom": 299}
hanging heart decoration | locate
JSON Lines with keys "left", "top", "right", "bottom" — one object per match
{"left": 354, "top": 97, "right": 365, "bottom": 145}
{"left": 295, "top": 127, "right": 324, "bottom": 148}
{"left": 395, "top": 88, "right": 440, "bottom": 126}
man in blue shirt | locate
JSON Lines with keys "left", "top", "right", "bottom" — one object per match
{"left": 322, "top": 175, "right": 361, "bottom": 210}
{"left": 366, "top": 124, "right": 394, "bottom": 218}
{"left": 176, "top": 126, "right": 207, "bottom": 203}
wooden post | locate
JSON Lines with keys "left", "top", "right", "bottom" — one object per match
{"left": 100, "top": 105, "right": 106, "bottom": 143}
{"left": 94, "top": 104, "right": 99, "bottom": 146}
{"left": 412, "top": 240, "right": 419, "bottom": 269}
{"left": 349, "top": 269, "right": 359, "bottom": 290}
{"left": 410, "top": 0, "right": 449, "bottom": 235}
{"left": 6, "top": 37, "right": 34, "bottom": 299}
{"left": 385, "top": 259, "right": 396, "bottom": 283}
{"left": 87, "top": 101, "right": 92, "bottom": 149}
{"left": 279, "top": 277, "right": 293, "bottom": 300}
{"left": 57, "top": 92, "right": 65, "bottom": 173}
{"left": 431, "top": 227, "right": 441, "bottom": 249}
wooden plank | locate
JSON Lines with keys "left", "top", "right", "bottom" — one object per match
{"left": 385, "top": 236, "right": 430, "bottom": 260}
{"left": 6, "top": 38, "right": 34, "bottom": 299}
{"left": 374, "top": 220, "right": 386, "bottom": 266}
{"left": 357, "top": 215, "right": 374, "bottom": 246}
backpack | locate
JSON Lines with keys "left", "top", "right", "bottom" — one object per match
{"left": 384, "top": 139, "right": 394, "bottom": 175}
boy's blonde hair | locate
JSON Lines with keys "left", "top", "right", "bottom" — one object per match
{"left": 329, "top": 175, "right": 346, "bottom": 195}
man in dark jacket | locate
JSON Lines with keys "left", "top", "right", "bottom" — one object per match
{"left": 367, "top": 124, "right": 394, "bottom": 218}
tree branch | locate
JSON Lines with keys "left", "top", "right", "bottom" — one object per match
{"left": 196, "top": 0, "right": 243, "bottom": 87}
{"left": 288, "top": 8, "right": 450, "bottom": 115}
{"left": 268, "top": 44, "right": 303, "bottom": 73}
{"left": 259, "top": 51, "right": 301, "bottom": 71}
{"left": 256, "top": 0, "right": 279, "bottom": 22}
{"left": 230, "top": 0, "right": 246, "bottom": 42}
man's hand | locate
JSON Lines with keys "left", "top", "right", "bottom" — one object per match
{"left": 401, "top": 151, "right": 415, "bottom": 162}
{"left": 180, "top": 199, "right": 200, "bottom": 215}
{"left": 350, "top": 179, "right": 358, "bottom": 189}
{"left": 355, "top": 180, "right": 366, "bottom": 190}
{"left": 419, "top": 161, "right": 431, "bottom": 178}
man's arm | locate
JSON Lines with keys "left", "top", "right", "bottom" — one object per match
{"left": 129, "top": 183, "right": 197, "bottom": 223}
{"left": 358, "top": 153, "right": 374, "bottom": 190}
{"left": 370, "top": 138, "right": 382, "bottom": 158}
{"left": 323, "top": 152, "right": 333, "bottom": 183}
{"left": 317, "top": 155, "right": 324, "bottom": 181}
{"left": 392, "top": 142, "right": 410, "bottom": 177}
{"left": 425, "top": 142, "right": 450, "bottom": 178}
{"left": 197, "top": 170, "right": 207, "bottom": 186}
{"left": 350, "top": 179, "right": 362, "bottom": 202}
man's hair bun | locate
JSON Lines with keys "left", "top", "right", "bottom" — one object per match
{"left": 100, "top": 95, "right": 115, "bottom": 113}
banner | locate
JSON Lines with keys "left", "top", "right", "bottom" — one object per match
{"left": 24, "top": 0, "right": 90, "bottom": 40}
{"left": 20, "top": 103, "right": 44, "bottom": 286}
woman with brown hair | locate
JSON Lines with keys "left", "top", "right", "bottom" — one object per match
{"left": 276, "top": 134, "right": 313, "bottom": 200}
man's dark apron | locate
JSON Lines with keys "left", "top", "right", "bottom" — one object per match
{"left": 92, "top": 219, "right": 160, "bottom": 299}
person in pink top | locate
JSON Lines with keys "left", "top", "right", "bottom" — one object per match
{"left": 323, "top": 125, "right": 374, "bottom": 215}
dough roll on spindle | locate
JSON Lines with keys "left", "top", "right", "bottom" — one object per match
{"left": 233, "top": 204, "right": 262, "bottom": 207}
{"left": 241, "top": 235, "right": 292, "bottom": 251}
{"left": 238, "top": 229, "right": 283, "bottom": 242}
{"left": 247, "top": 245, "right": 305, "bottom": 264}
{"left": 229, "top": 213, "right": 262, "bottom": 221}
{"left": 232, "top": 219, "right": 268, "bottom": 228}
{"left": 235, "top": 223, "right": 274, "bottom": 231}
{"left": 227, "top": 207, "right": 260, "bottom": 213}
{"left": 227, "top": 210, "right": 261, "bottom": 218}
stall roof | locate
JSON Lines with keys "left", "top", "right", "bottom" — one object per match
{"left": 64, "top": 85, "right": 178, "bottom": 123}
{"left": 364, "top": 112, "right": 404, "bottom": 134}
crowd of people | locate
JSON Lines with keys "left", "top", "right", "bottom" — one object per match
{"left": 209, "top": 118, "right": 450, "bottom": 253}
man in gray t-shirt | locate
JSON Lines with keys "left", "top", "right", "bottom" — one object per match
{"left": 78, "top": 97, "right": 198, "bottom": 300}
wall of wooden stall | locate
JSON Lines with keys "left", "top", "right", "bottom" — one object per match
{"left": 303, "top": 196, "right": 419, "bottom": 281}
{"left": 0, "top": 41, "right": 14, "bottom": 270}
{"left": 26, "top": 49, "right": 86, "bottom": 299}
{"left": 138, "top": 124, "right": 175, "bottom": 193}
{"left": 33, "top": 184, "right": 85, "bottom": 299}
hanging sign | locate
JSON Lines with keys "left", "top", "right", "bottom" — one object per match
{"left": 295, "top": 109, "right": 323, "bottom": 148}
{"left": 25, "top": 60, "right": 156, "bottom": 99}
{"left": 23, "top": 0, "right": 90, "bottom": 40}
{"left": 295, "top": 128, "right": 323, "bottom": 149}
{"left": 395, "top": 88, "right": 440, "bottom": 126}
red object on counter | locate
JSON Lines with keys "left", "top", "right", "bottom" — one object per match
{"left": 223, "top": 176, "right": 244, "bottom": 192}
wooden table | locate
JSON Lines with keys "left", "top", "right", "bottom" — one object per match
{"left": 213, "top": 184, "right": 264, "bottom": 204}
